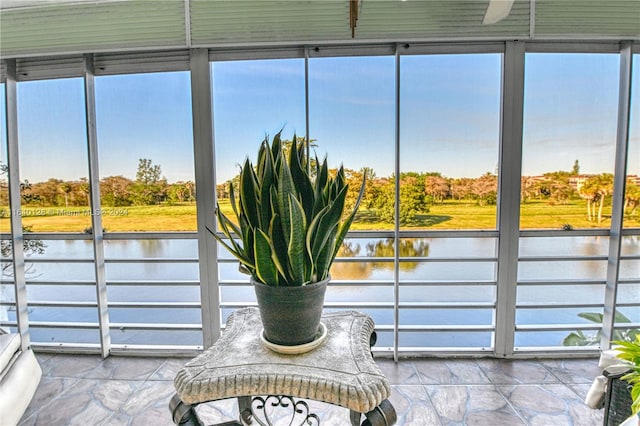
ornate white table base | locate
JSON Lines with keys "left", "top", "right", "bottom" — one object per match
{"left": 170, "top": 307, "right": 396, "bottom": 426}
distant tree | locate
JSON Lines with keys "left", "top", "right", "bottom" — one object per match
{"left": 75, "top": 178, "right": 90, "bottom": 205}
{"left": 373, "top": 178, "right": 395, "bottom": 223}
{"left": 572, "top": 160, "right": 580, "bottom": 175}
{"left": 166, "top": 181, "right": 195, "bottom": 204}
{"left": 624, "top": 178, "right": 640, "bottom": 218}
{"left": 542, "top": 171, "right": 576, "bottom": 205}
{"left": 376, "top": 174, "right": 429, "bottom": 225}
{"left": 580, "top": 173, "right": 614, "bottom": 223}
{"left": 58, "top": 182, "right": 72, "bottom": 207}
{"left": 342, "top": 168, "right": 369, "bottom": 214}
{"left": 548, "top": 180, "right": 575, "bottom": 205}
{"left": 135, "top": 158, "right": 161, "bottom": 184}
{"left": 132, "top": 159, "right": 167, "bottom": 205}
{"left": 424, "top": 174, "right": 449, "bottom": 204}
{"left": 471, "top": 173, "right": 498, "bottom": 206}
{"left": 521, "top": 177, "right": 541, "bottom": 202}
{"left": 30, "top": 178, "right": 64, "bottom": 206}
{"left": 359, "top": 167, "right": 377, "bottom": 209}
{"left": 366, "top": 177, "right": 389, "bottom": 212}
{"left": 450, "top": 177, "right": 474, "bottom": 201}
{"left": 101, "top": 175, "right": 134, "bottom": 207}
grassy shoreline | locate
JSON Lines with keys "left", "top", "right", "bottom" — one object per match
{"left": 0, "top": 200, "right": 637, "bottom": 232}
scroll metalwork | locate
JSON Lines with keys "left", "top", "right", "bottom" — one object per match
{"left": 250, "top": 395, "right": 320, "bottom": 426}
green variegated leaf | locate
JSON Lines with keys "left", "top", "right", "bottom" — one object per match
{"left": 312, "top": 185, "right": 348, "bottom": 252}
{"left": 206, "top": 224, "right": 253, "bottom": 275}
{"left": 271, "top": 130, "right": 282, "bottom": 160}
{"left": 239, "top": 214, "right": 254, "bottom": 265}
{"left": 240, "top": 158, "right": 260, "bottom": 228}
{"left": 254, "top": 229, "right": 278, "bottom": 285}
{"left": 314, "top": 156, "right": 328, "bottom": 209}
{"left": 277, "top": 147, "right": 295, "bottom": 247}
{"left": 287, "top": 194, "right": 307, "bottom": 285}
{"left": 314, "top": 224, "right": 338, "bottom": 281}
{"left": 289, "top": 136, "right": 315, "bottom": 224}
{"left": 215, "top": 206, "right": 243, "bottom": 254}
{"left": 258, "top": 142, "right": 274, "bottom": 229}
{"left": 269, "top": 192, "right": 289, "bottom": 282}
{"left": 229, "top": 179, "right": 240, "bottom": 219}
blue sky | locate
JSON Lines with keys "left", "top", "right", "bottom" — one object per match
{"left": 1, "top": 53, "right": 638, "bottom": 184}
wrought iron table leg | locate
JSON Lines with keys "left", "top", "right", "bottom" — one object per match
{"left": 170, "top": 393, "right": 203, "bottom": 426}
{"left": 361, "top": 399, "right": 397, "bottom": 426}
{"left": 350, "top": 410, "right": 362, "bottom": 425}
{"left": 349, "top": 399, "right": 397, "bottom": 426}
{"left": 237, "top": 396, "right": 253, "bottom": 424}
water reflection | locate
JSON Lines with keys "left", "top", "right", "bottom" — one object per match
{"left": 331, "top": 238, "right": 429, "bottom": 280}
{"left": 138, "top": 239, "right": 167, "bottom": 257}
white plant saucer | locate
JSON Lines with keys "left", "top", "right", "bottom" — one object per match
{"left": 260, "top": 322, "right": 327, "bottom": 355}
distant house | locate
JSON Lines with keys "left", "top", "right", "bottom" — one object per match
{"left": 568, "top": 175, "right": 590, "bottom": 192}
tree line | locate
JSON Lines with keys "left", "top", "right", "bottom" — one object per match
{"left": 0, "top": 159, "right": 196, "bottom": 209}
{"left": 1, "top": 155, "right": 639, "bottom": 226}
{"left": 217, "top": 160, "right": 639, "bottom": 225}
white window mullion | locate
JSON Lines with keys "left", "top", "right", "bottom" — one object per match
{"left": 4, "top": 59, "right": 29, "bottom": 350}
{"left": 393, "top": 44, "right": 401, "bottom": 362}
{"left": 495, "top": 41, "right": 525, "bottom": 357}
{"left": 601, "top": 41, "right": 634, "bottom": 348}
{"left": 83, "top": 54, "right": 111, "bottom": 358}
{"left": 190, "top": 48, "right": 220, "bottom": 348}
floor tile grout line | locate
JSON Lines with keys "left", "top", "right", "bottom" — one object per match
{"left": 411, "top": 363, "right": 448, "bottom": 426}
{"left": 493, "top": 384, "right": 532, "bottom": 426}
{"left": 144, "top": 358, "right": 169, "bottom": 384}
{"left": 471, "top": 359, "right": 493, "bottom": 385}
{"left": 538, "top": 360, "right": 594, "bottom": 401}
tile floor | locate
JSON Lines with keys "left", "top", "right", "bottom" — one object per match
{"left": 18, "top": 353, "right": 605, "bottom": 426}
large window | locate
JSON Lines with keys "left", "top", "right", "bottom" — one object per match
{"left": 398, "top": 54, "right": 501, "bottom": 350}
{"left": 212, "top": 58, "right": 306, "bottom": 324}
{"left": 400, "top": 54, "right": 501, "bottom": 231}
{"left": 521, "top": 53, "right": 620, "bottom": 229}
{"left": 618, "top": 53, "right": 640, "bottom": 338}
{"left": 309, "top": 55, "right": 396, "bottom": 346}
{"left": 95, "top": 72, "right": 200, "bottom": 346}
{"left": 95, "top": 72, "right": 195, "bottom": 232}
{"left": 517, "top": 53, "right": 621, "bottom": 349}
{"left": 16, "top": 78, "right": 99, "bottom": 344}
{"left": 624, "top": 54, "right": 639, "bottom": 229}
{"left": 18, "top": 78, "right": 91, "bottom": 232}
{"left": 308, "top": 56, "right": 395, "bottom": 229}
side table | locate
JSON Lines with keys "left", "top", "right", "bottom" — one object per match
{"left": 170, "top": 307, "right": 396, "bottom": 426}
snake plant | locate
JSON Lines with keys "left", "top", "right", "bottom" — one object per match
{"left": 212, "top": 132, "right": 365, "bottom": 287}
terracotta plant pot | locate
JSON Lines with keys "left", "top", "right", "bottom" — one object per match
{"left": 253, "top": 277, "right": 329, "bottom": 346}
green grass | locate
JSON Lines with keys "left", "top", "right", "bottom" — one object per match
{"left": 1, "top": 199, "right": 638, "bottom": 232}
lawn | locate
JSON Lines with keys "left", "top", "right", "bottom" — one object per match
{"left": 1, "top": 199, "right": 637, "bottom": 232}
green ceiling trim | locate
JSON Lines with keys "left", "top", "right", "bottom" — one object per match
{"left": 1, "top": 0, "right": 186, "bottom": 57}
{"left": 535, "top": 0, "right": 640, "bottom": 38}
{"left": 190, "top": 0, "right": 350, "bottom": 45}
{"left": 1, "top": 0, "right": 639, "bottom": 59}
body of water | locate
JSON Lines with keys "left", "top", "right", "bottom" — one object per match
{"left": 1, "top": 235, "right": 638, "bottom": 350}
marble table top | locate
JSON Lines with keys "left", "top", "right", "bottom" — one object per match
{"left": 174, "top": 307, "right": 390, "bottom": 413}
